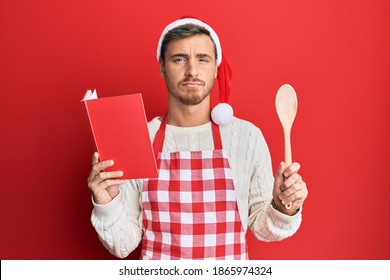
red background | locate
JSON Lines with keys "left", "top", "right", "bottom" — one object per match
{"left": 1, "top": 0, "right": 389, "bottom": 260}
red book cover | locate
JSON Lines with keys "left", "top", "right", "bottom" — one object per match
{"left": 81, "top": 90, "right": 158, "bottom": 179}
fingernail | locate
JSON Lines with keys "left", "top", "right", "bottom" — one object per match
{"left": 118, "top": 171, "right": 123, "bottom": 176}
{"left": 109, "top": 160, "right": 114, "bottom": 165}
{"left": 278, "top": 195, "right": 283, "bottom": 200}
{"left": 281, "top": 200, "right": 286, "bottom": 205}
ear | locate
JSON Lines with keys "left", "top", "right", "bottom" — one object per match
{"left": 159, "top": 59, "right": 165, "bottom": 79}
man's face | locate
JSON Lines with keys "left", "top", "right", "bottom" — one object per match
{"left": 160, "top": 34, "right": 218, "bottom": 106}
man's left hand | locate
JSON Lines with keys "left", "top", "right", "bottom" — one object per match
{"left": 272, "top": 162, "right": 308, "bottom": 215}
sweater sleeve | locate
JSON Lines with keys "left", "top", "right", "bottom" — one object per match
{"left": 247, "top": 128, "right": 302, "bottom": 241}
{"left": 90, "top": 179, "right": 143, "bottom": 258}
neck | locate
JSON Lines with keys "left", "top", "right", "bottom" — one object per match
{"left": 167, "top": 96, "right": 211, "bottom": 127}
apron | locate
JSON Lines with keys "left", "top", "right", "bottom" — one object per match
{"left": 141, "top": 115, "right": 248, "bottom": 260}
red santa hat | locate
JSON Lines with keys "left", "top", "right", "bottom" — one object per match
{"left": 157, "top": 17, "right": 233, "bottom": 125}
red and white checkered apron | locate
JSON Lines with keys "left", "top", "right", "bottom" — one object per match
{"left": 141, "top": 115, "right": 247, "bottom": 260}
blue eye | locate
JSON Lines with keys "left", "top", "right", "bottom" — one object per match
{"left": 174, "top": 58, "right": 186, "bottom": 62}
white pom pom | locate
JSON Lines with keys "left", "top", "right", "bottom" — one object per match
{"left": 211, "top": 103, "right": 233, "bottom": 125}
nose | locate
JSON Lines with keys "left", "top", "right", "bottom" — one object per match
{"left": 185, "top": 59, "right": 198, "bottom": 78}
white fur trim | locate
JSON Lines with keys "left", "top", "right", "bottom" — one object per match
{"left": 157, "top": 18, "right": 222, "bottom": 66}
{"left": 211, "top": 103, "right": 233, "bottom": 126}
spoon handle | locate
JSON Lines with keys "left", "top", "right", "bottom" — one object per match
{"left": 284, "top": 128, "right": 293, "bottom": 210}
{"left": 284, "top": 128, "right": 292, "bottom": 167}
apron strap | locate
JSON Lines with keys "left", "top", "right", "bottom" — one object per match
{"left": 153, "top": 114, "right": 167, "bottom": 159}
{"left": 211, "top": 120, "right": 223, "bottom": 150}
{"left": 152, "top": 113, "right": 223, "bottom": 159}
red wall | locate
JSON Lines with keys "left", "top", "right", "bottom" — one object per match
{"left": 1, "top": 0, "right": 389, "bottom": 260}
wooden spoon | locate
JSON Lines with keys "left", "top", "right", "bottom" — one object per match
{"left": 275, "top": 84, "right": 298, "bottom": 210}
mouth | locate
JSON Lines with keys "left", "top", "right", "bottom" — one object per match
{"left": 181, "top": 81, "right": 203, "bottom": 88}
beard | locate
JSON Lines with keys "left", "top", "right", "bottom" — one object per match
{"left": 165, "top": 77, "right": 214, "bottom": 106}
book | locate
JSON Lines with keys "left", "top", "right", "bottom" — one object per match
{"left": 81, "top": 89, "right": 158, "bottom": 179}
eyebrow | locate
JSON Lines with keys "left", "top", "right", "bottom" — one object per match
{"left": 169, "top": 53, "right": 213, "bottom": 60}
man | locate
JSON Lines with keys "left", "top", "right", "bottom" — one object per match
{"left": 88, "top": 17, "right": 308, "bottom": 260}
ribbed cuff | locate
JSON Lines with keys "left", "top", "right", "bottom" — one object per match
{"left": 91, "top": 190, "right": 123, "bottom": 219}
{"left": 270, "top": 202, "right": 302, "bottom": 223}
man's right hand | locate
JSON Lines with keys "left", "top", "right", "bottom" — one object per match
{"left": 88, "top": 152, "right": 125, "bottom": 205}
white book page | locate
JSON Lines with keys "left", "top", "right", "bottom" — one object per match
{"left": 82, "top": 89, "right": 98, "bottom": 101}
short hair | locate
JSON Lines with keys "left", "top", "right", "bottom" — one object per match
{"left": 159, "top": 23, "right": 218, "bottom": 62}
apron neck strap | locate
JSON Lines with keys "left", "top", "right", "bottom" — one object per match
{"left": 211, "top": 119, "right": 223, "bottom": 150}
{"left": 153, "top": 113, "right": 223, "bottom": 158}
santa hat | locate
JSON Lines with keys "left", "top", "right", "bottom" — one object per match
{"left": 157, "top": 17, "right": 233, "bottom": 125}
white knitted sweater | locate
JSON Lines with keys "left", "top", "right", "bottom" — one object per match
{"left": 91, "top": 116, "right": 302, "bottom": 258}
